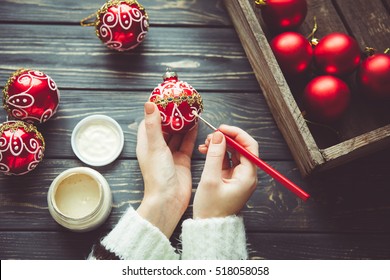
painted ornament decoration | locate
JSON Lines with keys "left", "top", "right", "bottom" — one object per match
{"left": 149, "top": 69, "right": 203, "bottom": 134}
{"left": 82, "top": 0, "right": 149, "bottom": 51}
{"left": 0, "top": 121, "right": 45, "bottom": 175}
{"left": 3, "top": 69, "right": 60, "bottom": 124}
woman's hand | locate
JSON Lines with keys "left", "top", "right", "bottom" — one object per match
{"left": 136, "top": 102, "right": 198, "bottom": 238}
{"left": 193, "top": 125, "right": 258, "bottom": 219}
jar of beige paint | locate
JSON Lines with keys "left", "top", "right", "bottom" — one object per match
{"left": 47, "top": 167, "right": 112, "bottom": 232}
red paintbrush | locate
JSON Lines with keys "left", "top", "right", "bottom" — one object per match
{"left": 193, "top": 111, "right": 310, "bottom": 201}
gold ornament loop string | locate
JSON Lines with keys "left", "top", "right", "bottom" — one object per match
{"left": 254, "top": 0, "right": 267, "bottom": 6}
{"left": 384, "top": 48, "right": 390, "bottom": 54}
{"left": 306, "top": 16, "right": 319, "bottom": 45}
{"left": 364, "top": 47, "right": 377, "bottom": 56}
{"left": 80, "top": 12, "right": 97, "bottom": 27}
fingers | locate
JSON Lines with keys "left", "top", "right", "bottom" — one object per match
{"left": 201, "top": 131, "right": 226, "bottom": 182}
{"left": 218, "top": 124, "right": 259, "bottom": 156}
{"left": 142, "top": 102, "right": 166, "bottom": 151}
{"left": 179, "top": 124, "right": 198, "bottom": 157}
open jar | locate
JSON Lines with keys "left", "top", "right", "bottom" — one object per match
{"left": 47, "top": 167, "right": 112, "bottom": 232}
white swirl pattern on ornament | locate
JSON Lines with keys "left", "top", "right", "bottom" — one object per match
{"left": 99, "top": 5, "right": 148, "bottom": 51}
{"left": 155, "top": 80, "right": 201, "bottom": 132}
{"left": 6, "top": 71, "right": 59, "bottom": 123}
{"left": 0, "top": 132, "right": 43, "bottom": 175}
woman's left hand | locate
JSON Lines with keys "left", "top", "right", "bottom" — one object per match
{"left": 136, "top": 102, "right": 198, "bottom": 238}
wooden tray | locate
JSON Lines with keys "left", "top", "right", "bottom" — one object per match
{"left": 224, "top": 0, "right": 390, "bottom": 177}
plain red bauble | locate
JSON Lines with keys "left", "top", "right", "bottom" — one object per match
{"left": 95, "top": 0, "right": 149, "bottom": 51}
{"left": 303, "top": 75, "right": 351, "bottom": 123}
{"left": 314, "top": 33, "right": 361, "bottom": 76}
{"left": 270, "top": 32, "right": 312, "bottom": 77}
{"left": 3, "top": 69, "right": 60, "bottom": 124}
{"left": 0, "top": 121, "right": 45, "bottom": 175}
{"left": 356, "top": 53, "right": 390, "bottom": 100}
{"left": 149, "top": 70, "right": 203, "bottom": 134}
{"left": 258, "top": 0, "right": 307, "bottom": 31}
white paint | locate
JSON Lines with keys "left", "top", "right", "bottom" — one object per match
{"left": 72, "top": 115, "right": 124, "bottom": 166}
{"left": 54, "top": 173, "right": 101, "bottom": 219}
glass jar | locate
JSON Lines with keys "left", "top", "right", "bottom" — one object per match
{"left": 47, "top": 167, "right": 112, "bottom": 232}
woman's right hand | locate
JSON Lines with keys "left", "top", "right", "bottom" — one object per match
{"left": 193, "top": 125, "right": 259, "bottom": 219}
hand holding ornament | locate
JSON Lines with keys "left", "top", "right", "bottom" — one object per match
{"left": 136, "top": 102, "right": 198, "bottom": 238}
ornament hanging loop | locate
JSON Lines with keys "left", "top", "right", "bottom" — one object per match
{"left": 254, "top": 0, "right": 267, "bottom": 7}
{"left": 364, "top": 47, "right": 377, "bottom": 57}
{"left": 307, "top": 16, "right": 319, "bottom": 46}
{"left": 80, "top": 12, "right": 97, "bottom": 27}
{"left": 384, "top": 48, "right": 390, "bottom": 54}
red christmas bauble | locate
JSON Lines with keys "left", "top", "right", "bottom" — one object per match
{"left": 257, "top": 0, "right": 307, "bottom": 31}
{"left": 0, "top": 121, "right": 45, "bottom": 175}
{"left": 356, "top": 53, "right": 390, "bottom": 100}
{"left": 95, "top": 0, "right": 149, "bottom": 51}
{"left": 314, "top": 33, "right": 361, "bottom": 76}
{"left": 303, "top": 75, "right": 351, "bottom": 123}
{"left": 3, "top": 69, "right": 60, "bottom": 124}
{"left": 149, "top": 69, "right": 203, "bottom": 134}
{"left": 270, "top": 32, "right": 312, "bottom": 77}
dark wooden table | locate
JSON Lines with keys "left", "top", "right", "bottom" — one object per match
{"left": 0, "top": 0, "right": 390, "bottom": 260}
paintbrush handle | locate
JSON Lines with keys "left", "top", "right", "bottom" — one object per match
{"left": 223, "top": 132, "right": 310, "bottom": 201}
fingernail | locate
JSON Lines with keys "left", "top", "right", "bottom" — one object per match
{"left": 212, "top": 131, "right": 223, "bottom": 144}
{"left": 144, "top": 102, "right": 155, "bottom": 115}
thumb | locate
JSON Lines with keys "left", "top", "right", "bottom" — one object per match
{"left": 143, "top": 102, "right": 165, "bottom": 150}
{"left": 202, "top": 131, "right": 226, "bottom": 181}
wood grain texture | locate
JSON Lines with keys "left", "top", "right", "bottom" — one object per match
{"left": 1, "top": 0, "right": 390, "bottom": 261}
{"left": 0, "top": 0, "right": 231, "bottom": 26}
{"left": 2, "top": 156, "right": 390, "bottom": 234}
{"left": 334, "top": 0, "right": 390, "bottom": 52}
{"left": 0, "top": 24, "right": 259, "bottom": 92}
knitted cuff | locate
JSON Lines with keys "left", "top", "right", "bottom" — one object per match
{"left": 181, "top": 215, "right": 248, "bottom": 260}
{"left": 97, "top": 207, "right": 179, "bottom": 260}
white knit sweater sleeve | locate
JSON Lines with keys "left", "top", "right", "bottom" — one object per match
{"left": 89, "top": 207, "right": 179, "bottom": 260}
{"left": 181, "top": 215, "right": 248, "bottom": 260}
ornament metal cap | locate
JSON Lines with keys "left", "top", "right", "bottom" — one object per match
{"left": 162, "top": 68, "right": 178, "bottom": 80}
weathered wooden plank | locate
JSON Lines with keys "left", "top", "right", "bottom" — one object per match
{"left": 334, "top": 0, "right": 390, "bottom": 52}
{"left": 2, "top": 156, "right": 390, "bottom": 233}
{"left": 247, "top": 233, "right": 390, "bottom": 260}
{"left": 0, "top": 24, "right": 258, "bottom": 91}
{"left": 0, "top": 231, "right": 388, "bottom": 259}
{"left": 0, "top": 0, "right": 231, "bottom": 26}
{"left": 0, "top": 89, "right": 291, "bottom": 160}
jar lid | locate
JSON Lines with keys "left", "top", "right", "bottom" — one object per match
{"left": 71, "top": 115, "right": 124, "bottom": 166}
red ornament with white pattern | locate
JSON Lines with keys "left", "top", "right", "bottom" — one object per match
{"left": 0, "top": 121, "right": 45, "bottom": 175}
{"left": 90, "top": 0, "right": 149, "bottom": 51}
{"left": 149, "top": 69, "right": 203, "bottom": 134}
{"left": 3, "top": 69, "right": 60, "bottom": 124}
